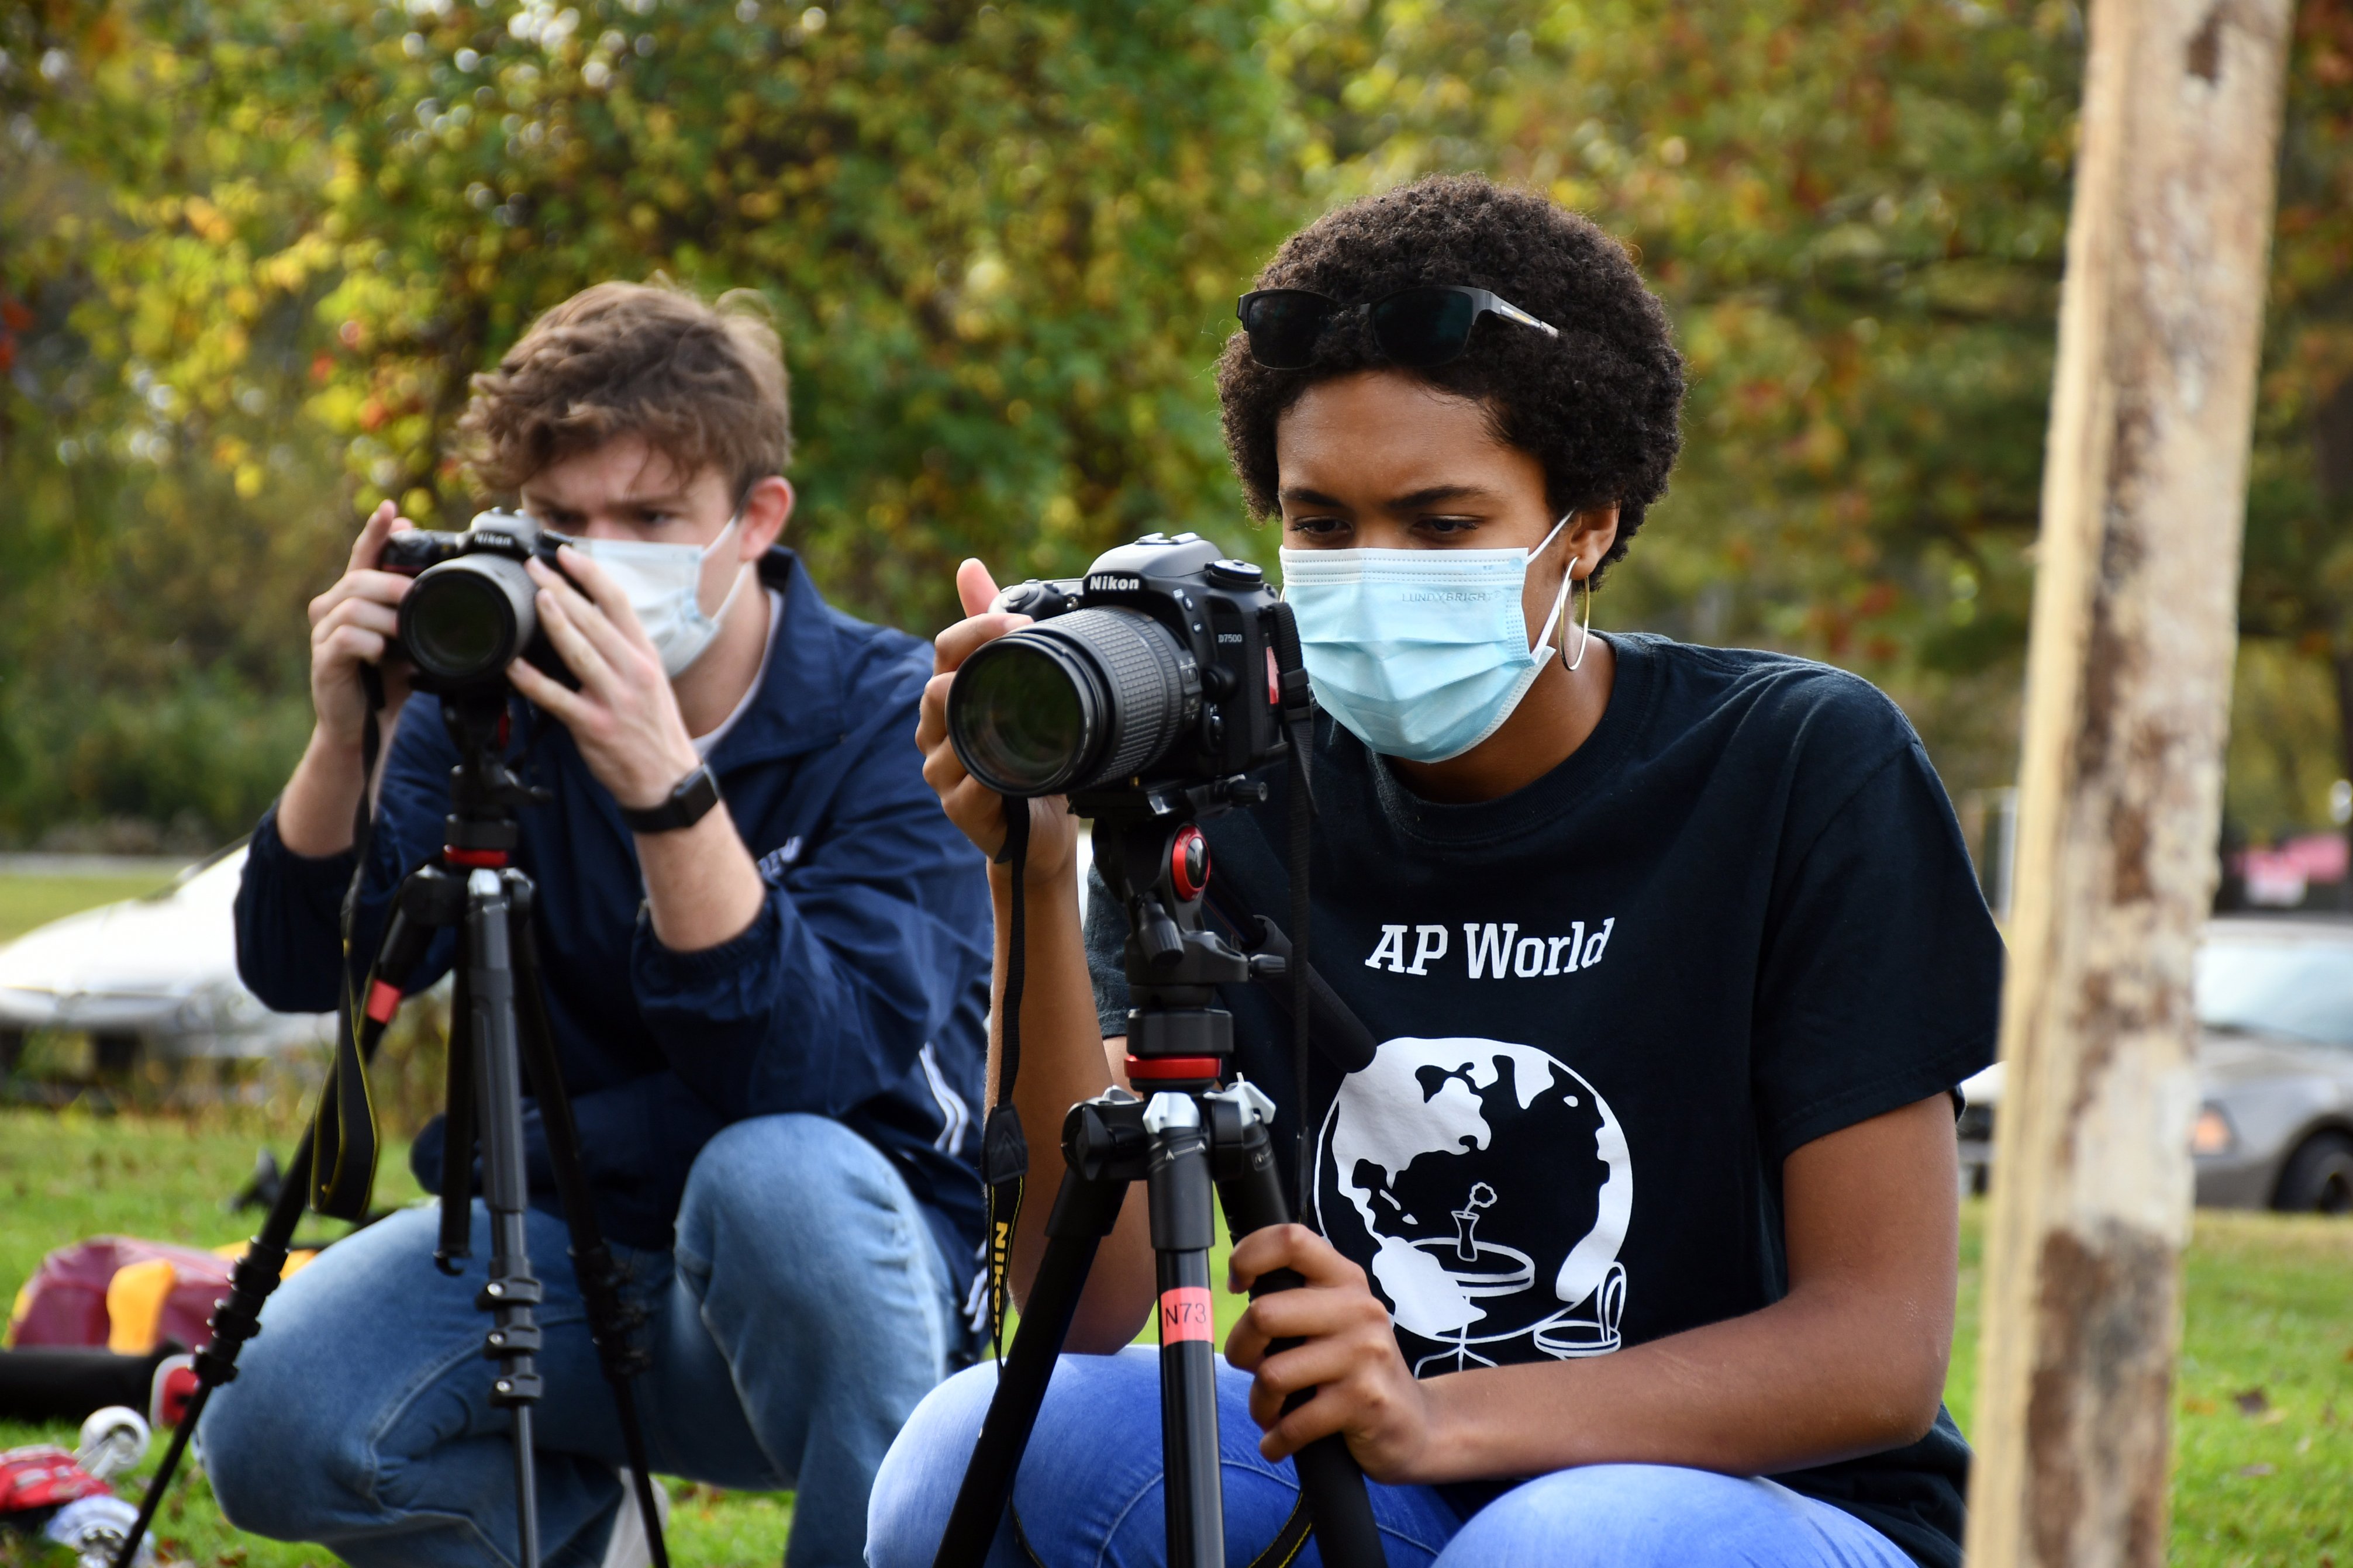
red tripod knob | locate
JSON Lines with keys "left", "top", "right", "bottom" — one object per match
{"left": 1168, "top": 826, "right": 1209, "bottom": 903}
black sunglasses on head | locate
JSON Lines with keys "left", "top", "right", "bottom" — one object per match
{"left": 1236, "top": 284, "right": 1561, "bottom": 369}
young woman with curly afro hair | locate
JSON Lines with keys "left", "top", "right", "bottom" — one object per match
{"left": 885, "top": 174, "right": 1999, "bottom": 1568}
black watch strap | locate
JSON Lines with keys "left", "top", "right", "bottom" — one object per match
{"left": 621, "top": 761, "right": 722, "bottom": 834}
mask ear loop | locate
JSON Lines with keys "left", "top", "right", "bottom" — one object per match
{"left": 697, "top": 506, "right": 751, "bottom": 628}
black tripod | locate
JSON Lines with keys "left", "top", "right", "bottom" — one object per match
{"left": 932, "top": 786, "right": 1386, "bottom": 1568}
{"left": 115, "top": 689, "right": 671, "bottom": 1568}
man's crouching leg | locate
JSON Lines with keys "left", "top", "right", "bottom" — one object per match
{"left": 196, "top": 1202, "right": 634, "bottom": 1568}
{"left": 650, "top": 1113, "right": 965, "bottom": 1568}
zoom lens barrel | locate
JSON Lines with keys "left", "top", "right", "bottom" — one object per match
{"left": 399, "top": 552, "right": 539, "bottom": 688}
{"left": 948, "top": 608, "right": 1197, "bottom": 796}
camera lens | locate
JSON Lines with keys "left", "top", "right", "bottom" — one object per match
{"left": 401, "top": 554, "right": 538, "bottom": 687}
{"left": 948, "top": 609, "right": 1197, "bottom": 796}
{"left": 953, "top": 641, "right": 1092, "bottom": 796}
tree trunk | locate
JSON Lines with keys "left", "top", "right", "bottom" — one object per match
{"left": 1965, "top": 0, "right": 2292, "bottom": 1564}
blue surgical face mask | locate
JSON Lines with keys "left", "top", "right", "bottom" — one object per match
{"left": 1278, "top": 516, "right": 1583, "bottom": 764}
{"left": 568, "top": 511, "right": 747, "bottom": 677}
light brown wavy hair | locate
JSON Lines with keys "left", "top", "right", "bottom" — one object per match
{"left": 457, "top": 279, "right": 791, "bottom": 499}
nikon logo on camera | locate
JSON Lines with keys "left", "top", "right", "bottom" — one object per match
{"left": 1086, "top": 574, "right": 1144, "bottom": 593}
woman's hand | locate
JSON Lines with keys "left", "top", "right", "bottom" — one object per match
{"left": 1225, "top": 1224, "right": 1440, "bottom": 1485}
{"left": 916, "top": 558, "right": 1081, "bottom": 889}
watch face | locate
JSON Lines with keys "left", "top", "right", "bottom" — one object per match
{"left": 627, "top": 764, "right": 719, "bottom": 832}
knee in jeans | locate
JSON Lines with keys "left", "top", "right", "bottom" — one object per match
{"left": 679, "top": 1115, "right": 915, "bottom": 1274}
{"left": 867, "top": 1363, "right": 1002, "bottom": 1567}
{"left": 1445, "top": 1465, "right": 1778, "bottom": 1567}
{"left": 198, "top": 1377, "right": 357, "bottom": 1538}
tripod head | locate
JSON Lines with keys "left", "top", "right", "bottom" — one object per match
{"left": 1075, "top": 778, "right": 1285, "bottom": 1086}
{"left": 437, "top": 686, "right": 551, "bottom": 861}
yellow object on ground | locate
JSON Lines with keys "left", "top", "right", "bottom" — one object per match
{"left": 103, "top": 1257, "right": 177, "bottom": 1353}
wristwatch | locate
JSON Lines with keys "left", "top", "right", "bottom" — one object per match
{"left": 621, "top": 761, "right": 723, "bottom": 834}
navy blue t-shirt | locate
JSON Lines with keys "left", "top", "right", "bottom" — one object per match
{"left": 1086, "top": 633, "right": 2002, "bottom": 1567}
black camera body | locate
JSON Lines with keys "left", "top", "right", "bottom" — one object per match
{"left": 948, "top": 532, "right": 1289, "bottom": 802}
{"left": 382, "top": 510, "right": 571, "bottom": 694}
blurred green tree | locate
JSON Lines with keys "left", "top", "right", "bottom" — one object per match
{"left": 1, "top": 0, "right": 1299, "bottom": 843}
{"left": 1263, "top": 0, "right": 2081, "bottom": 792}
{"left": 1266, "top": 0, "right": 2353, "bottom": 805}
{"left": 2238, "top": 0, "right": 2353, "bottom": 824}
{"left": 5, "top": 0, "right": 2351, "bottom": 845}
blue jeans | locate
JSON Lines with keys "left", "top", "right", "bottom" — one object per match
{"left": 868, "top": 1350, "right": 1918, "bottom": 1568}
{"left": 200, "top": 1113, "right": 966, "bottom": 1568}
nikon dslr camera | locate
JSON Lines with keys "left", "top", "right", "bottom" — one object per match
{"left": 380, "top": 510, "right": 571, "bottom": 693}
{"left": 946, "top": 532, "right": 1292, "bottom": 801}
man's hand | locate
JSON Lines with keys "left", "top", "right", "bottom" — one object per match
{"left": 307, "top": 500, "right": 416, "bottom": 750}
{"left": 914, "top": 558, "right": 1081, "bottom": 889}
{"left": 1225, "top": 1224, "right": 1438, "bottom": 1484}
{"left": 508, "top": 546, "right": 703, "bottom": 810}
{"left": 510, "top": 545, "right": 764, "bottom": 951}
{"left": 278, "top": 501, "right": 419, "bottom": 855}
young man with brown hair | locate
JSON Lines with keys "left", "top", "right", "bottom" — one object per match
{"left": 203, "top": 282, "right": 991, "bottom": 1568}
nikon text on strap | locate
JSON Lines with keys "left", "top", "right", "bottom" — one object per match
{"left": 981, "top": 799, "right": 1033, "bottom": 1359}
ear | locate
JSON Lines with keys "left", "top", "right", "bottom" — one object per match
{"left": 1566, "top": 504, "right": 1621, "bottom": 581}
{"left": 739, "top": 475, "right": 794, "bottom": 558}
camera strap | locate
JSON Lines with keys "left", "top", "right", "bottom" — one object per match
{"left": 1270, "top": 601, "right": 1319, "bottom": 1228}
{"left": 313, "top": 666, "right": 386, "bottom": 1221}
{"left": 980, "top": 799, "right": 1033, "bottom": 1361}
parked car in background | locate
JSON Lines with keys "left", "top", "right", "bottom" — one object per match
{"left": 1958, "top": 915, "right": 2353, "bottom": 1214}
{"left": 0, "top": 842, "right": 334, "bottom": 1075}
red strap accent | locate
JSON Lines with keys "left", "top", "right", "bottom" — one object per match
{"left": 1158, "top": 1286, "right": 1215, "bottom": 1343}
{"left": 365, "top": 980, "right": 403, "bottom": 1024}
{"left": 1125, "top": 1055, "right": 1224, "bottom": 1082}
{"left": 444, "top": 848, "right": 508, "bottom": 868}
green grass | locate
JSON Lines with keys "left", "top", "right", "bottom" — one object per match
{"left": 6, "top": 1111, "right": 2347, "bottom": 1568}
{"left": 1, "top": 1113, "right": 795, "bottom": 1567}
{"left": 2, "top": 835, "right": 2345, "bottom": 1568}
{"left": 0, "top": 873, "right": 174, "bottom": 944}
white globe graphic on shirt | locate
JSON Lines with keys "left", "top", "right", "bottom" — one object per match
{"left": 1313, "top": 1037, "right": 1632, "bottom": 1374}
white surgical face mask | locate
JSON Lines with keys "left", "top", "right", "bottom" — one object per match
{"left": 568, "top": 511, "right": 747, "bottom": 676}
{"left": 1279, "top": 515, "right": 1582, "bottom": 763}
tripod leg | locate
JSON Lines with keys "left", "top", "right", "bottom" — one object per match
{"left": 1143, "top": 1093, "right": 1223, "bottom": 1568}
{"left": 434, "top": 955, "right": 478, "bottom": 1270}
{"left": 465, "top": 869, "right": 546, "bottom": 1568}
{"left": 114, "top": 866, "right": 458, "bottom": 1568}
{"left": 1213, "top": 1120, "right": 1386, "bottom": 1568}
{"left": 930, "top": 1169, "right": 1127, "bottom": 1568}
{"left": 110, "top": 1130, "right": 319, "bottom": 1568}
{"left": 507, "top": 879, "right": 670, "bottom": 1568}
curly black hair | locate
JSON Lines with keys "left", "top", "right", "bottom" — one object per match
{"left": 1218, "top": 175, "right": 1684, "bottom": 581}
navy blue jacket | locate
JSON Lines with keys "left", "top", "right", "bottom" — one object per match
{"left": 236, "top": 549, "right": 991, "bottom": 1286}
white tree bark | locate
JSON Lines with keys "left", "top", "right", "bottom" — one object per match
{"left": 1966, "top": 1, "right": 2292, "bottom": 1564}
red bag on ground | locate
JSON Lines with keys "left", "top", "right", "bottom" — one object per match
{"left": 0, "top": 1445, "right": 112, "bottom": 1514}
{"left": 4, "top": 1238, "right": 234, "bottom": 1353}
